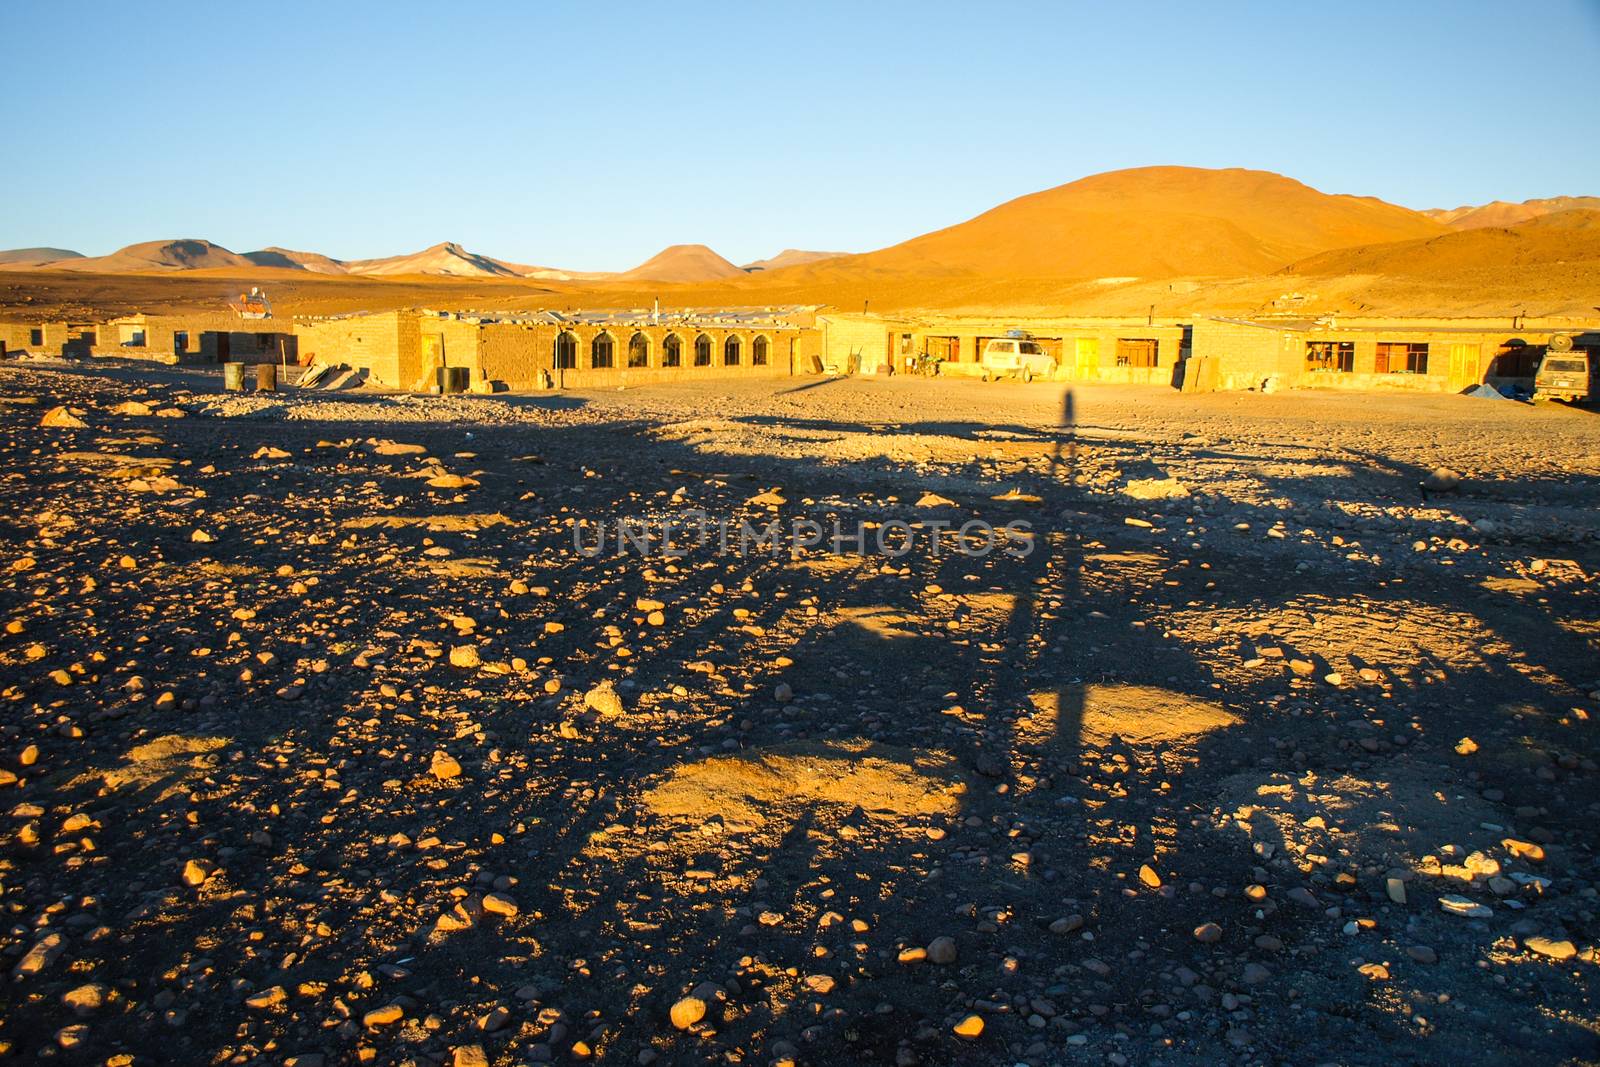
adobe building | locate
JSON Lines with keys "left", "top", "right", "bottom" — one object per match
{"left": 1186, "top": 317, "right": 1599, "bottom": 393}
{"left": 296, "top": 308, "right": 821, "bottom": 391}
{"left": 0, "top": 321, "right": 99, "bottom": 358}
{"left": 5, "top": 302, "right": 1595, "bottom": 399}
{"left": 96, "top": 313, "right": 297, "bottom": 364}
{"left": 818, "top": 311, "right": 1189, "bottom": 385}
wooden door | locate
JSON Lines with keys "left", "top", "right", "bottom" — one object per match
{"left": 1448, "top": 343, "right": 1480, "bottom": 389}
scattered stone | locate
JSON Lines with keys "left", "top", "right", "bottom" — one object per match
{"left": 62, "top": 983, "right": 107, "bottom": 1016}
{"left": 482, "top": 892, "right": 519, "bottom": 918}
{"left": 40, "top": 406, "right": 88, "bottom": 429}
{"left": 926, "top": 935, "right": 958, "bottom": 965}
{"left": 12, "top": 933, "right": 62, "bottom": 979}
{"left": 670, "top": 992, "right": 708, "bottom": 1030}
{"left": 584, "top": 679, "right": 626, "bottom": 717}
{"left": 952, "top": 1014, "right": 984, "bottom": 1039}
{"left": 1438, "top": 895, "right": 1491, "bottom": 918}
{"left": 363, "top": 1003, "right": 405, "bottom": 1028}
{"left": 245, "top": 985, "right": 288, "bottom": 1010}
{"left": 1525, "top": 936, "right": 1577, "bottom": 961}
{"left": 181, "top": 859, "right": 216, "bottom": 887}
{"left": 431, "top": 751, "right": 463, "bottom": 780}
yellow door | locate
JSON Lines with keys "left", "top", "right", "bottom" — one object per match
{"left": 1448, "top": 343, "right": 1480, "bottom": 390}
{"left": 1074, "top": 338, "right": 1099, "bottom": 378}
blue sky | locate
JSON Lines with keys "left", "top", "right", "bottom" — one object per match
{"left": 5, "top": 0, "right": 1598, "bottom": 269}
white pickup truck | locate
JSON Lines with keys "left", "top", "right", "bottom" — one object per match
{"left": 979, "top": 337, "right": 1055, "bottom": 382}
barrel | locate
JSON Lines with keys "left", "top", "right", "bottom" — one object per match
{"left": 256, "top": 363, "right": 278, "bottom": 392}
{"left": 222, "top": 362, "right": 245, "bottom": 391}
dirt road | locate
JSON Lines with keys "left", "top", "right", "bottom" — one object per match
{"left": 1, "top": 364, "right": 1596, "bottom": 1066}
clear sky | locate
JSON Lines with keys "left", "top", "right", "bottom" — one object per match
{"left": 5, "top": 0, "right": 1598, "bottom": 270}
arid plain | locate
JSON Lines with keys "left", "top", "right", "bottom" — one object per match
{"left": 1, "top": 165, "right": 1598, "bottom": 1067}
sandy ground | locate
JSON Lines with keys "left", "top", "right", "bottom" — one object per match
{"left": 1, "top": 364, "right": 1597, "bottom": 1067}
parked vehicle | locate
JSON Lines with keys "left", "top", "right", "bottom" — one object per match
{"left": 1533, "top": 336, "right": 1597, "bottom": 403}
{"left": 979, "top": 335, "right": 1055, "bottom": 382}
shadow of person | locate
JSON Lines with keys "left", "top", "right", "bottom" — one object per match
{"left": 1048, "top": 386, "right": 1077, "bottom": 485}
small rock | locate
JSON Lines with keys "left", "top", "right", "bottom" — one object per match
{"left": 952, "top": 1014, "right": 984, "bottom": 1039}
{"left": 363, "top": 1003, "right": 404, "bottom": 1028}
{"left": 670, "top": 993, "right": 708, "bottom": 1030}
{"left": 1525, "top": 936, "right": 1577, "bottom": 961}
{"left": 61, "top": 983, "right": 107, "bottom": 1016}
{"left": 181, "top": 859, "right": 215, "bottom": 887}
{"left": 926, "top": 936, "right": 958, "bottom": 965}
{"left": 583, "top": 679, "right": 625, "bottom": 717}
{"left": 1439, "top": 895, "right": 1491, "bottom": 918}
{"left": 40, "top": 406, "right": 88, "bottom": 429}
{"left": 245, "top": 985, "right": 287, "bottom": 1010}
{"left": 431, "top": 751, "right": 463, "bottom": 780}
{"left": 482, "top": 892, "right": 519, "bottom": 918}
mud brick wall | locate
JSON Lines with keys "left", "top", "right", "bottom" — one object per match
{"left": 296, "top": 312, "right": 414, "bottom": 386}
{"left": 1190, "top": 320, "right": 1298, "bottom": 390}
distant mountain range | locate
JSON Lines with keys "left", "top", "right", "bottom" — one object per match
{"left": 0, "top": 238, "right": 844, "bottom": 284}
{"left": 4, "top": 168, "right": 1595, "bottom": 290}
{"left": 1422, "top": 196, "right": 1600, "bottom": 230}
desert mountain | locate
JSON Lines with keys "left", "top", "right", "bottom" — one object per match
{"left": 742, "top": 249, "right": 849, "bottom": 271}
{"left": 244, "top": 247, "right": 350, "bottom": 274}
{"left": 1283, "top": 208, "right": 1600, "bottom": 280}
{"left": 1422, "top": 196, "right": 1600, "bottom": 230}
{"left": 0, "top": 247, "right": 83, "bottom": 266}
{"left": 342, "top": 242, "right": 527, "bottom": 278}
{"left": 619, "top": 244, "right": 747, "bottom": 283}
{"left": 806, "top": 166, "right": 1447, "bottom": 282}
{"left": 49, "top": 239, "right": 256, "bottom": 273}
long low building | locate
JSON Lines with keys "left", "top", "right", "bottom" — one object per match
{"left": 818, "top": 312, "right": 1190, "bottom": 385}
{"left": 1185, "top": 317, "right": 1600, "bottom": 393}
{"left": 0, "top": 314, "right": 295, "bottom": 364}
{"left": 296, "top": 308, "right": 820, "bottom": 391}
{"left": 2, "top": 305, "right": 1595, "bottom": 397}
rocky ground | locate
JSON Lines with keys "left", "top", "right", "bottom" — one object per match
{"left": 1, "top": 362, "right": 1597, "bottom": 1067}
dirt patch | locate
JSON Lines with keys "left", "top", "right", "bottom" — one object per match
{"left": 82, "top": 734, "right": 230, "bottom": 802}
{"left": 341, "top": 513, "right": 516, "bottom": 532}
{"left": 641, "top": 739, "right": 967, "bottom": 832}
{"left": 1023, "top": 683, "right": 1241, "bottom": 747}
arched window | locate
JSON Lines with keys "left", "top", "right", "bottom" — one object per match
{"left": 662, "top": 333, "right": 682, "bottom": 367}
{"left": 554, "top": 331, "right": 577, "bottom": 370}
{"left": 752, "top": 335, "right": 769, "bottom": 366}
{"left": 591, "top": 332, "right": 615, "bottom": 369}
{"left": 628, "top": 332, "right": 649, "bottom": 368}
{"left": 723, "top": 335, "right": 742, "bottom": 366}
{"left": 694, "top": 333, "right": 712, "bottom": 366}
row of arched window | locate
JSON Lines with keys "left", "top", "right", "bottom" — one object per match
{"left": 552, "top": 331, "right": 770, "bottom": 370}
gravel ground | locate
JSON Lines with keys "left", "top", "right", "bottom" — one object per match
{"left": 0, "top": 363, "right": 1596, "bottom": 1067}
